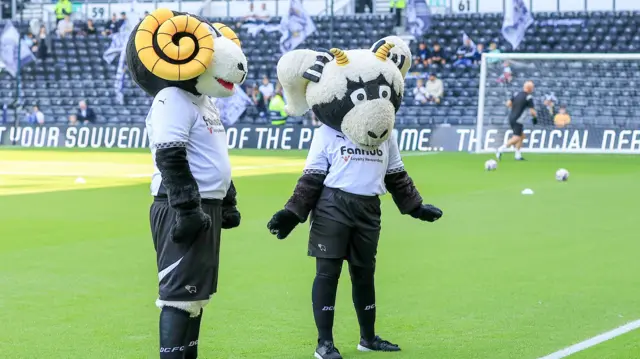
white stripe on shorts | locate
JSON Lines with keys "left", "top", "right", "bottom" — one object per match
{"left": 158, "top": 257, "right": 184, "bottom": 282}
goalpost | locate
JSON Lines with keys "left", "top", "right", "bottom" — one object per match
{"left": 475, "top": 53, "right": 640, "bottom": 154}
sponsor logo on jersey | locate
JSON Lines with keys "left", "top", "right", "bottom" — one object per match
{"left": 340, "top": 146, "right": 383, "bottom": 156}
{"left": 202, "top": 116, "right": 224, "bottom": 134}
{"left": 339, "top": 146, "right": 384, "bottom": 164}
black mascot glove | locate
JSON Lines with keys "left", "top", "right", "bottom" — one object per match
{"left": 267, "top": 209, "right": 301, "bottom": 240}
{"left": 172, "top": 207, "right": 212, "bottom": 243}
{"left": 410, "top": 204, "right": 443, "bottom": 222}
{"left": 221, "top": 206, "right": 241, "bottom": 229}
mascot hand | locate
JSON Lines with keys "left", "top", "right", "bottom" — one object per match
{"left": 222, "top": 206, "right": 241, "bottom": 229}
{"left": 410, "top": 204, "right": 443, "bottom": 223}
{"left": 267, "top": 209, "right": 301, "bottom": 240}
{"left": 171, "top": 208, "right": 212, "bottom": 243}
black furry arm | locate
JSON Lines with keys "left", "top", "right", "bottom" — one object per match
{"left": 384, "top": 170, "right": 423, "bottom": 215}
{"left": 222, "top": 180, "right": 237, "bottom": 208}
{"left": 155, "top": 146, "right": 201, "bottom": 213}
{"left": 284, "top": 171, "right": 327, "bottom": 222}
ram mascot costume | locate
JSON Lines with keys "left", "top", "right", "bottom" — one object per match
{"left": 126, "top": 8, "right": 246, "bottom": 359}
{"left": 267, "top": 37, "right": 444, "bottom": 359}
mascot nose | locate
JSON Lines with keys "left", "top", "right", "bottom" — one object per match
{"left": 367, "top": 129, "right": 389, "bottom": 139}
{"left": 237, "top": 63, "right": 245, "bottom": 72}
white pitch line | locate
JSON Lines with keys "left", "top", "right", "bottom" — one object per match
{"left": 0, "top": 162, "right": 305, "bottom": 179}
{"left": 538, "top": 319, "right": 640, "bottom": 359}
{"left": 400, "top": 151, "right": 442, "bottom": 157}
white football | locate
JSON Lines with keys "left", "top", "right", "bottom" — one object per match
{"left": 556, "top": 168, "right": 569, "bottom": 181}
{"left": 485, "top": 159, "right": 498, "bottom": 171}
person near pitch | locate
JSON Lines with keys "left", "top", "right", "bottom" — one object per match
{"left": 496, "top": 80, "right": 538, "bottom": 161}
{"left": 266, "top": 37, "right": 443, "bottom": 359}
{"left": 126, "top": 8, "right": 247, "bottom": 358}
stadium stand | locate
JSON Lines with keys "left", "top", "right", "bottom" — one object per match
{"left": 2, "top": 10, "right": 640, "bottom": 127}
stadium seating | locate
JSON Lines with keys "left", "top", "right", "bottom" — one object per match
{"left": 2, "top": 11, "right": 640, "bottom": 127}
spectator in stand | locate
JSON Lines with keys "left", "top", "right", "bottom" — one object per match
{"left": 453, "top": 53, "right": 472, "bottom": 67}
{"left": 26, "top": 106, "right": 45, "bottom": 125}
{"left": 356, "top": 0, "right": 373, "bottom": 14}
{"left": 103, "top": 14, "right": 119, "bottom": 35}
{"left": 35, "top": 25, "right": 48, "bottom": 59}
{"left": 413, "top": 79, "right": 428, "bottom": 105}
{"left": 81, "top": 19, "right": 97, "bottom": 35}
{"left": 68, "top": 114, "right": 78, "bottom": 126}
{"left": 252, "top": 84, "right": 267, "bottom": 118}
{"left": 540, "top": 93, "right": 557, "bottom": 124}
{"left": 416, "top": 42, "right": 429, "bottom": 66}
{"left": 258, "top": 3, "right": 270, "bottom": 21}
{"left": 472, "top": 43, "right": 484, "bottom": 64}
{"left": 457, "top": 36, "right": 476, "bottom": 63}
{"left": 76, "top": 100, "right": 96, "bottom": 124}
{"left": 241, "top": 2, "right": 270, "bottom": 25}
{"left": 116, "top": 12, "right": 127, "bottom": 31}
{"left": 57, "top": 15, "right": 74, "bottom": 38}
{"left": 554, "top": 106, "right": 571, "bottom": 128}
{"left": 54, "top": 0, "right": 72, "bottom": 24}
{"left": 23, "top": 32, "right": 36, "bottom": 54}
{"left": 429, "top": 43, "right": 446, "bottom": 65}
{"left": 259, "top": 75, "right": 275, "bottom": 103}
{"left": 487, "top": 42, "right": 502, "bottom": 64}
{"left": 497, "top": 61, "right": 513, "bottom": 83}
{"left": 425, "top": 73, "right": 444, "bottom": 104}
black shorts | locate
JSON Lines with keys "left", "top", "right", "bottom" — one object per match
{"left": 510, "top": 120, "right": 524, "bottom": 136}
{"left": 308, "top": 187, "right": 381, "bottom": 268}
{"left": 150, "top": 197, "right": 222, "bottom": 302}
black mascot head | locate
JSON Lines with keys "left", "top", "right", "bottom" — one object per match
{"left": 126, "top": 8, "right": 248, "bottom": 98}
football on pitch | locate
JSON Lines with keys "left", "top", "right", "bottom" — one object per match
{"left": 485, "top": 159, "right": 498, "bottom": 171}
{"left": 556, "top": 168, "right": 570, "bottom": 181}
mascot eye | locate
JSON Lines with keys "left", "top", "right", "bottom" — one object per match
{"left": 350, "top": 89, "right": 367, "bottom": 105}
{"left": 379, "top": 85, "right": 391, "bottom": 100}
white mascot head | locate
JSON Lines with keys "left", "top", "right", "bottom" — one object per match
{"left": 276, "top": 36, "right": 411, "bottom": 149}
{"left": 127, "top": 8, "right": 247, "bottom": 98}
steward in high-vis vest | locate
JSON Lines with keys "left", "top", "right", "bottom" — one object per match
{"left": 389, "top": 0, "right": 405, "bottom": 27}
{"left": 269, "top": 92, "right": 288, "bottom": 125}
{"left": 54, "top": 0, "right": 72, "bottom": 23}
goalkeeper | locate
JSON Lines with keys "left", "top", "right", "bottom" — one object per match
{"left": 496, "top": 80, "right": 537, "bottom": 161}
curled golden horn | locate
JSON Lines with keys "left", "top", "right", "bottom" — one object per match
{"left": 374, "top": 42, "right": 395, "bottom": 61}
{"left": 213, "top": 23, "right": 241, "bottom": 47}
{"left": 330, "top": 48, "right": 349, "bottom": 66}
{"left": 134, "top": 8, "right": 214, "bottom": 81}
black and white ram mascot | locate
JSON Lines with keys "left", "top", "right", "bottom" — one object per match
{"left": 267, "top": 37, "right": 444, "bottom": 359}
{"left": 126, "top": 8, "right": 246, "bottom": 359}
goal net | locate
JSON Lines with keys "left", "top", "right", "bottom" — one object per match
{"left": 475, "top": 53, "right": 640, "bottom": 154}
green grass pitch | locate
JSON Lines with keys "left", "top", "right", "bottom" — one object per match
{"left": 1, "top": 150, "right": 639, "bottom": 359}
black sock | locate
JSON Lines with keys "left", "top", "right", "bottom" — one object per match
{"left": 159, "top": 306, "right": 191, "bottom": 359}
{"left": 312, "top": 258, "right": 343, "bottom": 342}
{"left": 349, "top": 264, "right": 376, "bottom": 342}
{"left": 184, "top": 310, "right": 203, "bottom": 359}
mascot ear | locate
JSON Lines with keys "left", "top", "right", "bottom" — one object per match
{"left": 276, "top": 49, "right": 334, "bottom": 116}
{"left": 371, "top": 36, "right": 412, "bottom": 79}
{"left": 133, "top": 8, "right": 214, "bottom": 81}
